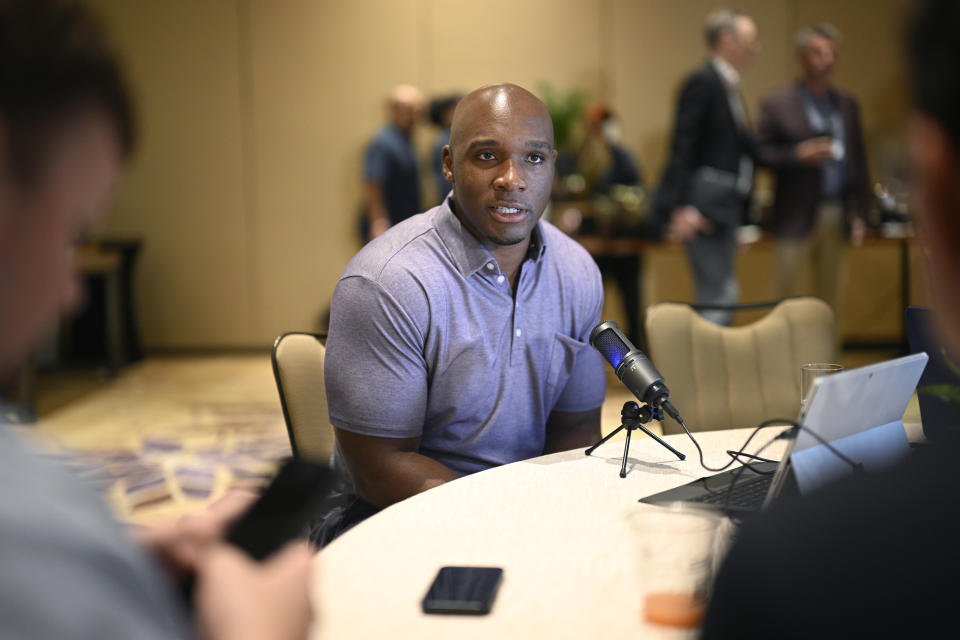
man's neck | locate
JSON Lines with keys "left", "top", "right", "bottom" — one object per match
{"left": 804, "top": 77, "right": 831, "bottom": 97}
{"left": 712, "top": 55, "right": 740, "bottom": 86}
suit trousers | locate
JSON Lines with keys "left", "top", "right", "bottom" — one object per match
{"left": 773, "top": 201, "right": 846, "bottom": 340}
{"left": 687, "top": 225, "right": 739, "bottom": 326}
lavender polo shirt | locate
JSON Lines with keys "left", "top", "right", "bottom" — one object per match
{"left": 325, "top": 198, "right": 606, "bottom": 476}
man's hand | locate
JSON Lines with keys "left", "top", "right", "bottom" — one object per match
{"left": 668, "top": 205, "right": 713, "bottom": 243}
{"left": 796, "top": 136, "right": 834, "bottom": 166}
{"left": 851, "top": 217, "right": 866, "bottom": 247}
{"left": 194, "top": 542, "right": 314, "bottom": 640}
{"left": 135, "top": 489, "right": 257, "bottom": 581}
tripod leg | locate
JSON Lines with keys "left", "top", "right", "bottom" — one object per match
{"left": 634, "top": 423, "right": 686, "bottom": 461}
{"left": 620, "top": 429, "right": 632, "bottom": 478}
{"left": 585, "top": 425, "right": 625, "bottom": 456}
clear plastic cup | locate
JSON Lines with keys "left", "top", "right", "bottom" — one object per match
{"left": 627, "top": 504, "right": 724, "bottom": 628}
{"left": 800, "top": 363, "right": 844, "bottom": 411}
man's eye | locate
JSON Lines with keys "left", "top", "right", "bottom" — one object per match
{"left": 477, "top": 151, "right": 495, "bottom": 161}
{"left": 527, "top": 153, "right": 545, "bottom": 164}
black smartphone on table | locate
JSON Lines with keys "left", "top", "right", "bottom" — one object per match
{"left": 421, "top": 566, "right": 504, "bottom": 615}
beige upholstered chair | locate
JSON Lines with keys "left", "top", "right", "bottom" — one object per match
{"left": 644, "top": 297, "right": 835, "bottom": 434}
{"left": 271, "top": 332, "right": 335, "bottom": 463}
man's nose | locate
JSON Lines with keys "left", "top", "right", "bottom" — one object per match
{"left": 493, "top": 158, "right": 526, "bottom": 191}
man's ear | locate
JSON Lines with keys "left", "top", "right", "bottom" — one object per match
{"left": 441, "top": 145, "right": 453, "bottom": 184}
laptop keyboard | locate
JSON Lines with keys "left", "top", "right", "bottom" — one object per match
{"left": 688, "top": 474, "right": 773, "bottom": 509}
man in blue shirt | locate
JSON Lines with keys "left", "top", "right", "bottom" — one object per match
{"left": 324, "top": 84, "right": 606, "bottom": 526}
{"left": 361, "top": 84, "right": 424, "bottom": 242}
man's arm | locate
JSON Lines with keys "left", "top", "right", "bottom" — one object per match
{"left": 756, "top": 95, "right": 832, "bottom": 169}
{"left": 655, "top": 73, "right": 715, "bottom": 240}
{"left": 656, "top": 73, "right": 712, "bottom": 214}
{"left": 334, "top": 428, "right": 460, "bottom": 507}
{"left": 363, "top": 181, "right": 391, "bottom": 241}
{"left": 543, "top": 407, "right": 602, "bottom": 454}
{"left": 845, "top": 97, "right": 871, "bottom": 246}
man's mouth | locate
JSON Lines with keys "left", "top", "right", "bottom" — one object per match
{"left": 488, "top": 204, "right": 529, "bottom": 222}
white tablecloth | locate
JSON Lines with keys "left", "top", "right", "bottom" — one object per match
{"left": 310, "top": 427, "right": 788, "bottom": 639}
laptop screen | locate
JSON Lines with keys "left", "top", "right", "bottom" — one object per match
{"left": 790, "top": 352, "right": 928, "bottom": 495}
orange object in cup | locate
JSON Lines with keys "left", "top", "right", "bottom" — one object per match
{"left": 627, "top": 504, "right": 725, "bottom": 630}
{"left": 644, "top": 592, "right": 706, "bottom": 628}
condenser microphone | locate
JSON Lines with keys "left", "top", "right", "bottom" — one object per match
{"left": 589, "top": 320, "right": 681, "bottom": 421}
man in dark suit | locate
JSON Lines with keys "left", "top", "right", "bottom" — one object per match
{"left": 655, "top": 8, "right": 759, "bottom": 326}
{"left": 701, "top": 2, "right": 960, "bottom": 636}
{"left": 757, "top": 24, "right": 871, "bottom": 329}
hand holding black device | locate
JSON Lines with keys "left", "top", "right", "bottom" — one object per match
{"left": 422, "top": 566, "right": 503, "bottom": 615}
{"left": 224, "top": 457, "right": 336, "bottom": 561}
{"left": 181, "top": 457, "right": 335, "bottom": 603}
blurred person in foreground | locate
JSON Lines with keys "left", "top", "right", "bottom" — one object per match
{"left": 701, "top": 1, "right": 960, "bottom": 636}
{"left": 654, "top": 8, "right": 759, "bottom": 325}
{"left": 428, "top": 92, "right": 462, "bottom": 207}
{"left": 0, "top": 1, "right": 312, "bottom": 638}
{"left": 756, "top": 23, "right": 870, "bottom": 329}
{"left": 319, "top": 84, "right": 606, "bottom": 542}
{"left": 360, "top": 84, "right": 424, "bottom": 242}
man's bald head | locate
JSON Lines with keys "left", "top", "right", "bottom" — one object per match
{"left": 440, "top": 83, "right": 556, "bottom": 251}
{"left": 388, "top": 84, "right": 423, "bottom": 132}
{"left": 449, "top": 84, "right": 554, "bottom": 154}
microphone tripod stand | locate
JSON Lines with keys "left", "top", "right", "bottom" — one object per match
{"left": 585, "top": 401, "right": 686, "bottom": 478}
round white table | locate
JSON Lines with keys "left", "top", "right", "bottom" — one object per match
{"left": 310, "top": 427, "right": 788, "bottom": 639}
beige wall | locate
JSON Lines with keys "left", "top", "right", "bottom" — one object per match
{"left": 89, "top": 0, "right": 911, "bottom": 349}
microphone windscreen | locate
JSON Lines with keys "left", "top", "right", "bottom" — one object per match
{"left": 589, "top": 321, "right": 633, "bottom": 370}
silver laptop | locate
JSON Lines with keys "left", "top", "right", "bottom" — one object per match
{"left": 640, "top": 353, "right": 929, "bottom": 516}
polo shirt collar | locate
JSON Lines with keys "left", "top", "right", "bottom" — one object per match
{"left": 434, "top": 196, "right": 547, "bottom": 277}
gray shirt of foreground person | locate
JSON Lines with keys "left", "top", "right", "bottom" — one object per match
{"left": 325, "top": 197, "right": 607, "bottom": 477}
{"left": 0, "top": 426, "right": 192, "bottom": 639}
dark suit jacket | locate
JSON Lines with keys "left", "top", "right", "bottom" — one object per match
{"left": 701, "top": 435, "right": 960, "bottom": 639}
{"left": 654, "top": 62, "right": 755, "bottom": 233}
{"left": 756, "top": 84, "right": 871, "bottom": 239}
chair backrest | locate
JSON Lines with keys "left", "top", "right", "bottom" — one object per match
{"left": 271, "top": 332, "right": 335, "bottom": 462}
{"left": 644, "top": 297, "right": 835, "bottom": 433}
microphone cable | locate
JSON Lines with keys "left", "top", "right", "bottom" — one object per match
{"left": 669, "top": 413, "right": 864, "bottom": 476}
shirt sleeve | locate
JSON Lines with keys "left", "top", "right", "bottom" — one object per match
{"left": 325, "top": 274, "right": 428, "bottom": 438}
{"left": 550, "top": 255, "right": 606, "bottom": 413}
{"left": 363, "top": 137, "right": 390, "bottom": 183}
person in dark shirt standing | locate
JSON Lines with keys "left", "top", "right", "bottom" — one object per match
{"left": 654, "top": 8, "right": 759, "bottom": 326}
{"left": 361, "top": 84, "right": 424, "bottom": 242}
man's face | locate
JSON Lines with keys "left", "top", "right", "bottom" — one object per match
{"left": 800, "top": 34, "right": 838, "bottom": 83}
{"left": 391, "top": 99, "right": 422, "bottom": 132}
{"left": 442, "top": 88, "right": 556, "bottom": 248}
{"left": 0, "top": 110, "right": 121, "bottom": 376}
{"left": 729, "top": 16, "right": 760, "bottom": 71}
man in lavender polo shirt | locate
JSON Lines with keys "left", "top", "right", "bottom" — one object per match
{"left": 323, "top": 84, "right": 606, "bottom": 528}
